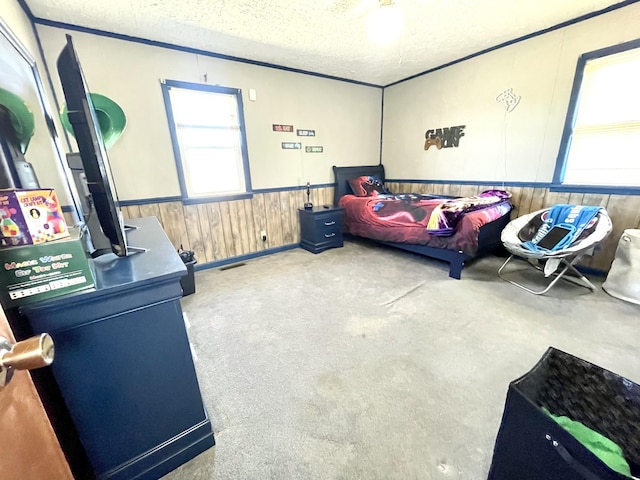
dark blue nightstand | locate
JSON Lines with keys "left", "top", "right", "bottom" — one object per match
{"left": 299, "top": 206, "right": 344, "bottom": 253}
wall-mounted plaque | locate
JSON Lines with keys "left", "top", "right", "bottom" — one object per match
{"left": 305, "top": 146, "right": 323, "bottom": 153}
{"left": 424, "top": 125, "right": 466, "bottom": 150}
{"left": 282, "top": 142, "right": 302, "bottom": 149}
{"left": 273, "top": 124, "right": 294, "bottom": 132}
{"left": 297, "top": 129, "right": 315, "bottom": 136}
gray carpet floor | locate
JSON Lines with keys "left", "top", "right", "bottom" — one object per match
{"left": 162, "top": 239, "right": 640, "bottom": 480}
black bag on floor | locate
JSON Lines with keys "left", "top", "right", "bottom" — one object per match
{"left": 177, "top": 244, "right": 197, "bottom": 296}
{"left": 488, "top": 347, "right": 640, "bottom": 480}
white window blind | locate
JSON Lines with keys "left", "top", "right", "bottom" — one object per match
{"left": 167, "top": 86, "right": 247, "bottom": 198}
{"left": 562, "top": 46, "right": 640, "bottom": 186}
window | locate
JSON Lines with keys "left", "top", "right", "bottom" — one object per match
{"left": 554, "top": 39, "right": 640, "bottom": 189}
{"left": 161, "top": 80, "right": 251, "bottom": 200}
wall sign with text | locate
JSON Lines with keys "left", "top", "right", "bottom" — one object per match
{"left": 297, "top": 129, "right": 315, "bottom": 136}
{"left": 424, "top": 125, "right": 466, "bottom": 150}
{"left": 305, "top": 146, "right": 323, "bottom": 153}
{"left": 273, "top": 124, "right": 294, "bottom": 132}
{"left": 282, "top": 142, "right": 302, "bottom": 150}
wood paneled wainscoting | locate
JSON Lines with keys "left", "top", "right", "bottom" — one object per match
{"left": 387, "top": 182, "right": 640, "bottom": 273}
{"left": 120, "top": 183, "right": 639, "bottom": 273}
{"left": 119, "top": 187, "right": 335, "bottom": 268}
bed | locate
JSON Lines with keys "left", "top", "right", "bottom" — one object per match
{"left": 333, "top": 164, "right": 513, "bottom": 279}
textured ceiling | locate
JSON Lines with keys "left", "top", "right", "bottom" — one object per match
{"left": 25, "top": 0, "right": 624, "bottom": 86}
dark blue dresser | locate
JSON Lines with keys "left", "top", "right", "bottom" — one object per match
{"left": 19, "top": 216, "right": 214, "bottom": 480}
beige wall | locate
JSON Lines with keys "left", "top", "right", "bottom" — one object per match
{"left": 13, "top": 2, "right": 638, "bottom": 272}
{"left": 35, "top": 25, "right": 383, "bottom": 201}
{"left": 382, "top": 3, "right": 640, "bottom": 182}
{"left": 2, "top": 2, "right": 36, "bottom": 53}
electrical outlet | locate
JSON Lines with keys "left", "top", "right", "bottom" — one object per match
{"left": 260, "top": 230, "right": 267, "bottom": 242}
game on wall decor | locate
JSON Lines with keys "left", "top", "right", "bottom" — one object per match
{"left": 424, "top": 125, "right": 466, "bottom": 151}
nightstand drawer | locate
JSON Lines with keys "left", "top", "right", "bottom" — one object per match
{"left": 305, "top": 221, "right": 342, "bottom": 244}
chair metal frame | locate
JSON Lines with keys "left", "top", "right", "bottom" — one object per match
{"left": 497, "top": 208, "right": 612, "bottom": 295}
{"left": 498, "top": 252, "right": 597, "bottom": 295}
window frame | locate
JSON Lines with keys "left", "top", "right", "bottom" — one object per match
{"left": 552, "top": 37, "right": 640, "bottom": 195}
{"left": 160, "top": 79, "right": 253, "bottom": 204}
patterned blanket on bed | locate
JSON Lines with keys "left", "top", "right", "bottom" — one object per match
{"left": 339, "top": 190, "right": 512, "bottom": 256}
{"left": 425, "top": 190, "right": 512, "bottom": 235}
{"left": 366, "top": 190, "right": 512, "bottom": 236}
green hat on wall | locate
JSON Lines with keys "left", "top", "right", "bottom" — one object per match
{"left": 60, "top": 92, "right": 126, "bottom": 150}
{"left": 0, "top": 87, "right": 36, "bottom": 154}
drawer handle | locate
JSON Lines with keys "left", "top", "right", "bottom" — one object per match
{"left": 325, "top": 233, "right": 336, "bottom": 238}
{"left": 324, "top": 221, "right": 336, "bottom": 226}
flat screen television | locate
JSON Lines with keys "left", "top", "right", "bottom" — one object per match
{"left": 56, "top": 34, "right": 129, "bottom": 257}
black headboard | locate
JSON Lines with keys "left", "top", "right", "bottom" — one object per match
{"left": 332, "top": 164, "right": 385, "bottom": 206}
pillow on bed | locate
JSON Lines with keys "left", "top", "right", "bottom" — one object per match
{"left": 348, "top": 175, "right": 392, "bottom": 197}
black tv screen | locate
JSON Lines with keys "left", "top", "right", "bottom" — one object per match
{"left": 56, "top": 34, "right": 128, "bottom": 257}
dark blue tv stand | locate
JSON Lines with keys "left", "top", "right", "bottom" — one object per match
{"left": 18, "top": 216, "right": 214, "bottom": 480}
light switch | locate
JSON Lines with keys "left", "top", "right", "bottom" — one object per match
{"left": 249, "top": 88, "right": 257, "bottom": 101}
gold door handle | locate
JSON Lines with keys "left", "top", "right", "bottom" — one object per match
{"left": 0, "top": 334, "right": 55, "bottom": 389}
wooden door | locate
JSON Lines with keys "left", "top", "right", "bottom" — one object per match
{"left": 0, "top": 309, "right": 73, "bottom": 479}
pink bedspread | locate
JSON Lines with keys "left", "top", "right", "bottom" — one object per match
{"left": 339, "top": 193, "right": 512, "bottom": 256}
